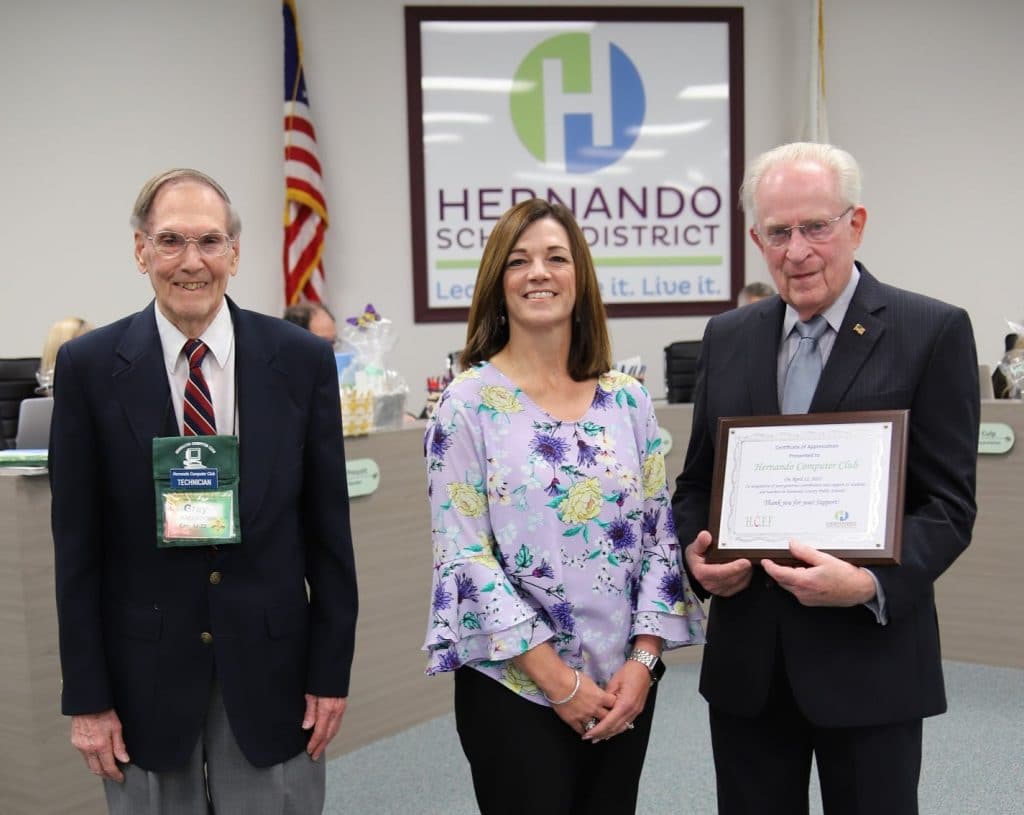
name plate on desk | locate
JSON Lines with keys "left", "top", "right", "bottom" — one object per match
{"left": 657, "top": 427, "right": 673, "bottom": 456}
{"left": 978, "top": 422, "right": 1014, "bottom": 455}
{"left": 346, "top": 458, "right": 381, "bottom": 497}
{"left": 0, "top": 449, "right": 48, "bottom": 474}
{"left": 708, "top": 411, "right": 908, "bottom": 565}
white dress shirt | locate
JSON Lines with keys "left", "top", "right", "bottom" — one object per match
{"left": 154, "top": 300, "right": 237, "bottom": 436}
{"left": 772, "top": 265, "right": 887, "bottom": 624}
{"left": 776, "top": 265, "right": 861, "bottom": 406}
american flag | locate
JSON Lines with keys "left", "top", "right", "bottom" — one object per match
{"left": 283, "top": 0, "right": 328, "bottom": 305}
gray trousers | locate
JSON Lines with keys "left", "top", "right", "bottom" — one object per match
{"left": 104, "top": 682, "right": 325, "bottom": 815}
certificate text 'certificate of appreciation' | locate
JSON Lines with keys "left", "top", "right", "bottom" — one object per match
{"left": 708, "top": 411, "right": 908, "bottom": 564}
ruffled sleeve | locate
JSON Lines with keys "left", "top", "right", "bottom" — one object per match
{"left": 422, "top": 378, "right": 554, "bottom": 674}
{"left": 630, "top": 388, "right": 705, "bottom": 649}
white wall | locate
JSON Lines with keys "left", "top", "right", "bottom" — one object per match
{"left": 2, "top": 0, "right": 1020, "bottom": 401}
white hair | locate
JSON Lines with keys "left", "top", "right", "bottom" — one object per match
{"left": 740, "top": 142, "right": 862, "bottom": 222}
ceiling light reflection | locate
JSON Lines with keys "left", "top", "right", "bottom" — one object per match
{"left": 424, "top": 133, "right": 463, "bottom": 144}
{"left": 423, "top": 113, "right": 492, "bottom": 124}
{"left": 677, "top": 84, "right": 729, "bottom": 100}
{"left": 423, "top": 77, "right": 534, "bottom": 93}
{"left": 633, "top": 120, "right": 710, "bottom": 137}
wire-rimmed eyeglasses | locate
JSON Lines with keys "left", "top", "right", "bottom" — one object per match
{"left": 758, "top": 206, "right": 854, "bottom": 248}
{"left": 145, "top": 231, "right": 236, "bottom": 258}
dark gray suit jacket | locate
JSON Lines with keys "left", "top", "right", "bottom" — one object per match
{"left": 50, "top": 298, "right": 358, "bottom": 770}
{"left": 673, "top": 265, "right": 978, "bottom": 727}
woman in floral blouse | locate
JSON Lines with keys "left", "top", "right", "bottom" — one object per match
{"left": 423, "top": 199, "right": 704, "bottom": 814}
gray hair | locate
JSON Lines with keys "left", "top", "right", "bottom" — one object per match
{"left": 737, "top": 281, "right": 775, "bottom": 306}
{"left": 130, "top": 168, "right": 242, "bottom": 237}
{"left": 283, "top": 302, "right": 335, "bottom": 328}
{"left": 740, "top": 142, "right": 862, "bottom": 222}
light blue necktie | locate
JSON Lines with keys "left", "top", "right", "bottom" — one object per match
{"left": 782, "top": 315, "right": 828, "bottom": 414}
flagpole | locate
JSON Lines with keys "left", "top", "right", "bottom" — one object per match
{"left": 805, "top": 0, "right": 829, "bottom": 144}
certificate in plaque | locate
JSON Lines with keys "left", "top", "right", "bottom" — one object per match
{"left": 707, "top": 411, "right": 908, "bottom": 564}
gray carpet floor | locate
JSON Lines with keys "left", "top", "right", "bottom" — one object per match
{"left": 325, "top": 660, "right": 1023, "bottom": 814}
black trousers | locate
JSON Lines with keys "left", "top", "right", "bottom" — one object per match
{"left": 709, "top": 655, "right": 922, "bottom": 815}
{"left": 454, "top": 667, "right": 659, "bottom": 815}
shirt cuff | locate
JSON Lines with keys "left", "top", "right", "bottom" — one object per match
{"left": 861, "top": 568, "right": 888, "bottom": 625}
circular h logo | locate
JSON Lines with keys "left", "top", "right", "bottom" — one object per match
{"left": 510, "top": 33, "right": 645, "bottom": 174}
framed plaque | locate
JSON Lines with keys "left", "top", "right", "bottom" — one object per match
{"left": 707, "top": 411, "right": 908, "bottom": 565}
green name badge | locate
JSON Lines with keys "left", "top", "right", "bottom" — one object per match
{"left": 153, "top": 436, "right": 241, "bottom": 547}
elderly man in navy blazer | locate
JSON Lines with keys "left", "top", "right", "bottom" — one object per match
{"left": 50, "top": 168, "right": 358, "bottom": 813}
{"left": 672, "top": 143, "right": 978, "bottom": 815}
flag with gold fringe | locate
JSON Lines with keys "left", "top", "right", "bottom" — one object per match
{"left": 283, "top": 0, "right": 328, "bottom": 304}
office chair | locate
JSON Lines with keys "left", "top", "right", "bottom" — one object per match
{"left": 663, "top": 341, "right": 701, "bottom": 403}
{"left": 0, "top": 357, "right": 42, "bottom": 449}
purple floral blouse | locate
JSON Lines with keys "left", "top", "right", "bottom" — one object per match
{"left": 422, "top": 362, "right": 704, "bottom": 705}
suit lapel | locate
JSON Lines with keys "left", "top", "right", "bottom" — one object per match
{"left": 230, "top": 301, "right": 288, "bottom": 523}
{"left": 811, "top": 264, "right": 886, "bottom": 412}
{"left": 113, "top": 303, "right": 174, "bottom": 456}
{"left": 747, "top": 300, "right": 786, "bottom": 415}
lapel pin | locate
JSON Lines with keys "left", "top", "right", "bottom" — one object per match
{"left": 853, "top": 323, "right": 866, "bottom": 335}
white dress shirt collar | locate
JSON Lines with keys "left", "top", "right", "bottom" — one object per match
{"left": 154, "top": 300, "right": 234, "bottom": 374}
{"left": 781, "top": 264, "right": 861, "bottom": 339}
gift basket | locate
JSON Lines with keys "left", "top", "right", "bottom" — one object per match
{"left": 996, "top": 318, "right": 1024, "bottom": 399}
{"left": 338, "top": 304, "right": 409, "bottom": 435}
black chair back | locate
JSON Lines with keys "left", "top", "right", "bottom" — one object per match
{"left": 664, "top": 341, "right": 701, "bottom": 404}
{"left": 0, "top": 357, "right": 42, "bottom": 449}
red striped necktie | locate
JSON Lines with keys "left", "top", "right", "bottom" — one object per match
{"left": 182, "top": 339, "right": 217, "bottom": 436}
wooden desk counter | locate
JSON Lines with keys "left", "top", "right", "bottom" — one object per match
{"left": 2, "top": 401, "right": 1021, "bottom": 812}
{"left": 0, "top": 473, "right": 103, "bottom": 814}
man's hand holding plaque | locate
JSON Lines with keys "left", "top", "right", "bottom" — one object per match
{"left": 684, "top": 530, "right": 752, "bottom": 598}
{"left": 762, "top": 540, "right": 878, "bottom": 606}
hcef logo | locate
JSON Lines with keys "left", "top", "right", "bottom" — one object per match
{"left": 510, "top": 33, "right": 645, "bottom": 174}
{"left": 826, "top": 509, "right": 855, "bottom": 529}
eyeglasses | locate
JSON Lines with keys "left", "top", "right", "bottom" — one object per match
{"left": 758, "top": 206, "right": 853, "bottom": 248}
{"left": 145, "top": 231, "right": 235, "bottom": 258}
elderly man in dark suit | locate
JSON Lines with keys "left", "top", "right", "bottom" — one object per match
{"left": 672, "top": 143, "right": 978, "bottom": 815}
{"left": 50, "top": 169, "right": 358, "bottom": 813}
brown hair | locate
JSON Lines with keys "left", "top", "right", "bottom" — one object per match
{"left": 461, "top": 199, "right": 611, "bottom": 381}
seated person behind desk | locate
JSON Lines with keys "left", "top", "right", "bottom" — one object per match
{"left": 283, "top": 302, "right": 338, "bottom": 346}
{"left": 737, "top": 281, "right": 775, "bottom": 307}
{"left": 38, "top": 317, "right": 92, "bottom": 394}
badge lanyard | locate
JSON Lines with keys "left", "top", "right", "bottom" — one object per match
{"left": 152, "top": 434, "right": 241, "bottom": 547}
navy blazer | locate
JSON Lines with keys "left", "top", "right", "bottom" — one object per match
{"left": 672, "top": 265, "right": 978, "bottom": 728}
{"left": 50, "top": 298, "right": 358, "bottom": 771}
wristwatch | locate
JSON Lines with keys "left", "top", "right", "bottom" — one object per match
{"left": 628, "top": 648, "right": 666, "bottom": 684}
